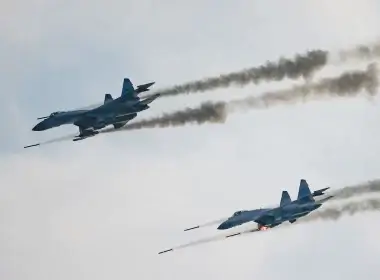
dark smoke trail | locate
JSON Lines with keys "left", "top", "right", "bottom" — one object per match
{"left": 299, "top": 198, "right": 380, "bottom": 223}
{"left": 155, "top": 40, "right": 380, "bottom": 97}
{"left": 101, "top": 63, "right": 378, "bottom": 134}
{"left": 331, "top": 179, "right": 380, "bottom": 201}
{"left": 100, "top": 101, "right": 228, "bottom": 133}
{"left": 229, "top": 63, "right": 378, "bottom": 111}
{"left": 338, "top": 41, "right": 380, "bottom": 62}
{"left": 156, "top": 50, "right": 328, "bottom": 97}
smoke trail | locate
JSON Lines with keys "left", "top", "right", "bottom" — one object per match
{"left": 338, "top": 41, "right": 380, "bottom": 62}
{"left": 229, "top": 63, "right": 378, "bottom": 111}
{"left": 156, "top": 50, "right": 328, "bottom": 97}
{"left": 183, "top": 217, "right": 230, "bottom": 232}
{"left": 155, "top": 40, "right": 380, "bottom": 97}
{"left": 331, "top": 179, "right": 380, "bottom": 201}
{"left": 100, "top": 101, "right": 228, "bottom": 134}
{"left": 300, "top": 198, "right": 380, "bottom": 223}
{"left": 101, "top": 63, "right": 378, "bottom": 134}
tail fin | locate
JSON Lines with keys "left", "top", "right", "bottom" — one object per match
{"left": 104, "top": 93, "right": 113, "bottom": 104}
{"left": 280, "top": 191, "right": 291, "bottom": 207}
{"left": 297, "top": 179, "right": 314, "bottom": 202}
{"left": 121, "top": 78, "right": 139, "bottom": 100}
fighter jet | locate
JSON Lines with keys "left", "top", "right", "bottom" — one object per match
{"left": 183, "top": 179, "right": 331, "bottom": 232}
{"left": 218, "top": 179, "right": 332, "bottom": 231}
{"left": 158, "top": 179, "right": 333, "bottom": 255}
{"left": 32, "top": 78, "right": 158, "bottom": 141}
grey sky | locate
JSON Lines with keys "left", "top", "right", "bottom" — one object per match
{"left": 1, "top": 0, "right": 380, "bottom": 279}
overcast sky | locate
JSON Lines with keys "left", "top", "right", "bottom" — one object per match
{"left": 1, "top": 0, "right": 380, "bottom": 279}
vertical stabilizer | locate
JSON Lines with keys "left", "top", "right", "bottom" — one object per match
{"left": 121, "top": 78, "right": 139, "bottom": 100}
{"left": 280, "top": 191, "right": 291, "bottom": 206}
{"left": 297, "top": 179, "right": 314, "bottom": 203}
{"left": 104, "top": 93, "right": 113, "bottom": 104}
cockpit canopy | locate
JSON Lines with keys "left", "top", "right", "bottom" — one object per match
{"left": 232, "top": 210, "right": 245, "bottom": 217}
{"left": 49, "top": 111, "right": 64, "bottom": 117}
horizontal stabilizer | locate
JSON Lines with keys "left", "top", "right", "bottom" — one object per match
{"left": 317, "top": 195, "right": 334, "bottom": 204}
{"left": 136, "top": 82, "right": 155, "bottom": 93}
{"left": 113, "top": 121, "right": 129, "bottom": 129}
{"left": 313, "top": 187, "right": 330, "bottom": 197}
{"left": 139, "top": 93, "right": 160, "bottom": 105}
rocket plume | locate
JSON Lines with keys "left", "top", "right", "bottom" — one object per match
{"left": 331, "top": 179, "right": 380, "bottom": 201}
{"left": 156, "top": 50, "right": 328, "bottom": 97}
{"left": 155, "top": 40, "right": 380, "bottom": 97}
{"left": 300, "top": 198, "right": 380, "bottom": 223}
{"left": 101, "top": 63, "right": 378, "bottom": 134}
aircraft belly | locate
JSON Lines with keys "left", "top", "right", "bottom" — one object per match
{"left": 115, "top": 114, "right": 136, "bottom": 122}
{"left": 291, "top": 211, "right": 310, "bottom": 218}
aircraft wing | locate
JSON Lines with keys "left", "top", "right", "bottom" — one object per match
{"left": 253, "top": 208, "right": 279, "bottom": 226}
{"left": 73, "top": 115, "right": 96, "bottom": 127}
{"left": 110, "top": 113, "right": 138, "bottom": 129}
{"left": 254, "top": 214, "right": 276, "bottom": 226}
{"left": 75, "top": 110, "right": 137, "bottom": 127}
{"left": 73, "top": 114, "right": 100, "bottom": 128}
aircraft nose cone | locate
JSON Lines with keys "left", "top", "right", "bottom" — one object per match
{"left": 32, "top": 122, "right": 47, "bottom": 131}
{"left": 217, "top": 222, "right": 230, "bottom": 230}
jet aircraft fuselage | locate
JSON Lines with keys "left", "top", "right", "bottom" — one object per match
{"left": 217, "top": 179, "right": 332, "bottom": 230}
{"left": 32, "top": 78, "right": 157, "bottom": 133}
{"left": 217, "top": 209, "right": 271, "bottom": 230}
{"left": 32, "top": 110, "right": 88, "bottom": 131}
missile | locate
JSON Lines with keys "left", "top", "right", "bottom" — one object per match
{"left": 226, "top": 232, "right": 241, "bottom": 238}
{"left": 24, "top": 143, "right": 40, "bottom": 149}
{"left": 158, "top": 248, "right": 173, "bottom": 254}
{"left": 184, "top": 226, "right": 200, "bottom": 231}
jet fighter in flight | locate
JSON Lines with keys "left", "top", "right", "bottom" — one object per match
{"left": 159, "top": 179, "right": 333, "bottom": 254}
{"left": 32, "top": 78, "right": 157, "bottom": 141}
{"left": 216, "top": 179, "right": 331, "bottom": 231}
